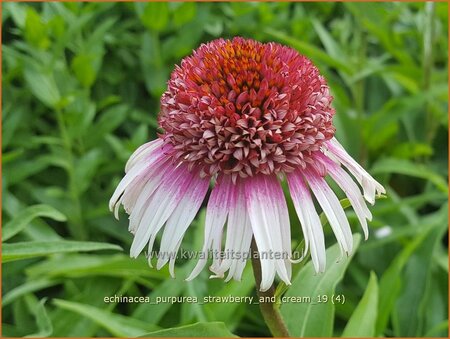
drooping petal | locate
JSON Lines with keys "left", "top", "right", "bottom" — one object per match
{"left": 127, "top": 156, "right": 174, "bottom": 234}
{"left": 210, "top": 181, "right": 253, "bottom": 282}
{"left": 168, "top": 239, "right": 183, "bottom": 278}
{"left": 287, "top": 170, "right": 326, "bottom": 273}
{"left": 129, "top": 163, "right": 196, "bottom": 258}
{"left": 156, "top": 173, "right": 209, "bottom": 273}
{"left": 270, "top": 174, "right": 293, "bottom": 282}
{"left": 125, "top": 138, "right": 165, "bottom": 173}
{"left": 109, "top": 160, "right": 151, "bottom": 215}
{"left": 109, "top": 142, "right": 167, "bottom": 216}
{"left": 316, "top": 153, "right": 372, "bottom": 239}
{"left": 325, "top": 138, "right": 385, "bottom": 204}
{"left": 244, "top": 174, "right": 292, "bottom": 291}
{"left": 186, "top": 174, "right": 234, "bottom": 281}
{"left": 303, "top": 167, "right": 353, "bottom": 256}
{"left": 228, "top": 219, "right": 253, "bottom": 281}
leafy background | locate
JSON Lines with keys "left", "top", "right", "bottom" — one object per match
{"left": 2, "top": 2, "right": 448, "bottom": 338}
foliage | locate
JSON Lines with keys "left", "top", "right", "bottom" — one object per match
{"left": 2, "top": 2, "right": 448, "bottom": 337}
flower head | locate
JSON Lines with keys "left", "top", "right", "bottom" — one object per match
{"left": 159, "top": 37, "right": 335, "bottom": 180}
{"left": 110, "top": 37, "right": 385, "bottom": 291}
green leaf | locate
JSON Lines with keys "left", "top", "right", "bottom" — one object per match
{"left": 264, "top": 28, "right": 353, "bottom": 74}
{"left": 391, "top": 143, "right": 433, "bottom": 159}
{"left": 204, "top": 265, "right": 255, "bottom": 329}
{"left": 25, "top": 298, "right": 53, "bottom": 337}
{"left": 2, "top": 104, "right": 26, "bottom": 149}
{"left": 344, "top": 3, "right": 415, "bottom": 67}
{"left": 133, "top": 265, "right": 190, "bottom": 324}
{"left": 140, "top": 322, "right": 237, "bottom": 338}
{"left": 2, "top": 148, "right": 24, "bottom": 165}
{"left": 394, "top": 219, "right": 447, "bottom": 336}
{"left": 24, "top": 7, "right": 49, "bottom": 49}
{"left": 140, "top": 32, "right": 169, "bottom": 96}
{"left": 69, "top": 18, "right": 112, "bottom": 88}
{"left": 137, "top": 2, "right": 169, "bottom": 32}
{"left": 85, "top": 104, "right": 129, "bottom": 148}
{"left": 73, "top": 149, "right": 104, "bottom": 195}
{"left": 2, "top": 241, "right": 122, "bottom": 263}
{"left": 50, "top": 277, "right": 122, "bottom": 337}
{"left": 375, "top": 221, "right": 440, "bottom": 335}
{"left": 26, "top": 254, "right": 165, "bottom": 280}
{"left": 53, "top": 299, "right": 159, "bottom": 338}
{"left": 371, "top": 158, "right": 448, "bottom": 194}
{"left": 71, "top": 54, "right": 97, "bottom": 88}
{"left": 24, "top": 65, "right": 61, "bottom": 109}
{"left": 4, "top": 157, "right": 55, "bottom": 186}
{"left": 172, "top": 2, "right": 197, "bottom": 27}
{"left": 424, "top": 320, "right": 449, "bottom": 337}
{"left": 342, "top": 272, "right": 378, "bottom": 337}
{"left": 1, "top": 192, "right": 63, "bottom": 242}
{"left": 4, "top": 2, "right": 27, "bottom": 28}
{"left": 311, "top": 18, "right": 347, "bottom": 62}
{"left": 2, "top": 279, "right": 61, "bottom": 307}
{"left": 2, "top": 204, "right": 66, "bottom": 241}
{"left": 280, "top": 234, "right": 361, "bottom": 337}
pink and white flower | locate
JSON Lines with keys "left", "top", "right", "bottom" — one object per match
{"left": 110, "top": 37, "right": 385, "bottom": 291}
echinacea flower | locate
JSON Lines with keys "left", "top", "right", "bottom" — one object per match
{"left": 110, "top": 37, "right": 385, "bottom": 291}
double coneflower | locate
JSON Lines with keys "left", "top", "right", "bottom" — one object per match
{"left": 110, "top": 37, "right": 385, "bottom": 291}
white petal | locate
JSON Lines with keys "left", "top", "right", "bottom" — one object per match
{"left": 304, "top": 168, "right": 353, "bottom": 255}
{"left": 113, "top": 196, "right": 124, "bottom": 220}
{"left": 325, "top": 137, "right": 385, "bottom": 204}
{"left": 317, "top": 153, "right": 372, "bottom": 239}
{"left": 125, "top": 139, "right": 164, "bottom": 173}
{"left": 129, "top": 164, "right": 194, "bottom": 258}
{"left": 128, "top": 157, "right": 174, "bottom": 233}
{"left": 146, "top": 168, "right": 207, "bottom": 267}
{"left": 211, "top": 183, "right": 253, "bottom": 282}
{"left": 109, "top": 145, "right": 167, "bottom": 214}
{"left": 156, "top": 174, "right": 209, "bottom": 269}
{"left": 168, "top": 239, "right": 183, "bottom": 278}
{"left": 109, "top": 160, "right": 149, "bottom": 213}
{"left": 122, "top": 158, "right": 169, "bottom": 218}
{"left": 244, "top": 174, "right": 291, "bottom": 291}
{"left": 287, "top": 170, "right": 326, "bottom": 273}
{"left": 186, "top": 175, "right": 234, "bottom": 281}
{"left": 229, "top": 219, "right": 253, "bottom": 281}
{"left": 269, "top": 174, "right": 293, "bottom": 281}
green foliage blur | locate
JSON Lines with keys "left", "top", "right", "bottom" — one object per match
{"left": 2, "top": 2, "right": 448, "bottom": 338}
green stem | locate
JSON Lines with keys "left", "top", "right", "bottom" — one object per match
{"left": 55, "top": 108, "right": 86, "bottom": 240}
{"left": 250, "top": 239, "right": 290, "bottom": 337}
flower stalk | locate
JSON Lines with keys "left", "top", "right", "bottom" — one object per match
{"left": 251, "top": 239, "right": 290, "bottom": 338}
